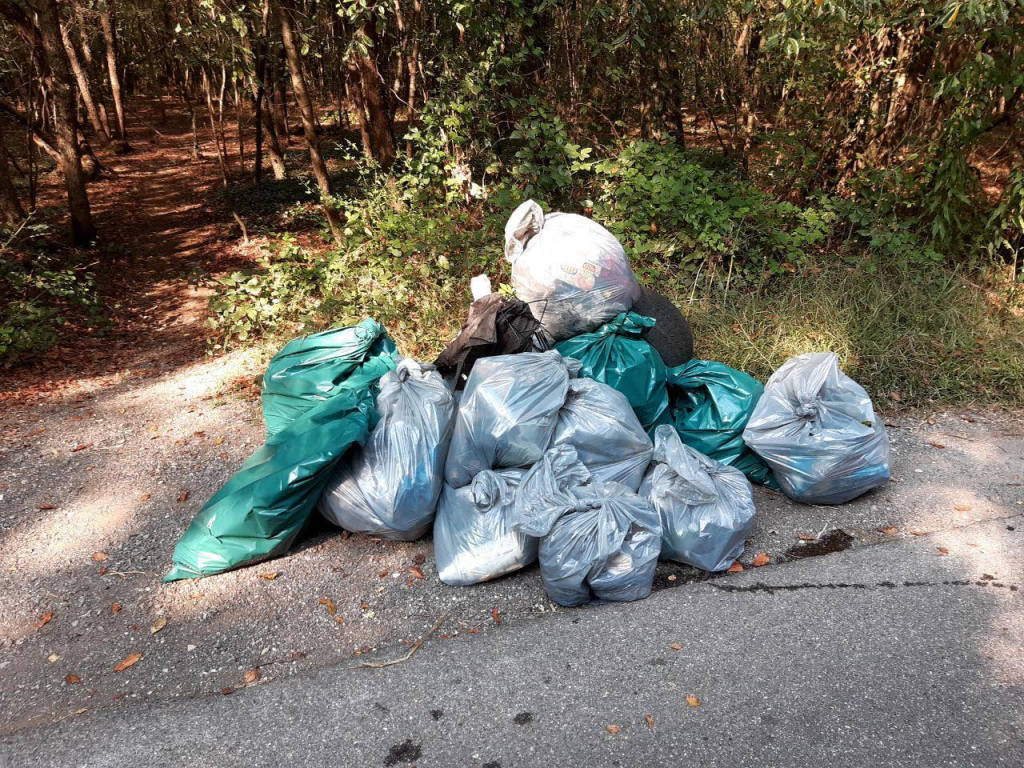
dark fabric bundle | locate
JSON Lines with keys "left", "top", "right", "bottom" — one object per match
{"left": 434, "top": 293, "right": 545, "bottom": 389}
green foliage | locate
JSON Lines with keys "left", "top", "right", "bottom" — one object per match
{"left": 0, "top": 223, "right": 101, "bottom": 366}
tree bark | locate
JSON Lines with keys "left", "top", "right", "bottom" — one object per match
{"left": 0, "top": 134, "right": 25, "bottom": 226}
{"left": 99, "top": 2, "right": 128, "bottom": 145}
{"left": 352, "top": 20, "right": 395, "bottom": 168}
{"left": 277, "top": 0, "right": 344, "bottom": 244}
{"left": 60, "top": 21, "right": 109, "bottom": 143}
{"left": 27, "top": 0, "right": 96, "bottom": 244}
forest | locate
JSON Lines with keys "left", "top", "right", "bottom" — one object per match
{"left": 1, "top": 0, "right": 1023, "bottom": 403}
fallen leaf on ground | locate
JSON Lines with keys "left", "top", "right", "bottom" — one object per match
{"left": 92, "top": 552, "right": 108, "bottom": 562}
{"left": 113, "top": 653, "right": 142, "bottom": 672}
{"left": 928, "top": 440, "right": 945, "bottom": 449}
{"left": 605, "top": 725, "right": 621, "bottom": 735}
{"left": 48, "top": 653, "right": 60, "bottom": 663}
{"left": 188, "top": 593, "right": 204, "bottom": 599}
{"left": 797, "top": 533, "right": 816, "bottom": 541}
{"left": 491, "top": 607, "right": 501, "bottom": 625}
{"left": 64, "top": 674, "right": 81, "bottom": 684}
{"left": 360, "top": 602, "right": 369, "bottom": 610}
{"left": 73, "top": 708, "right": 87, "bottom": 716}
{"left": 877, "top": 525, "right": 899, "bottom": 535}
{"left": 193, "top": 431, "right": 206, "bottom": 438}
{"left": 258, "top": 572, "right": 279, "bottom": 580}
{"left": 218, "top": 452, "right": 228, "bottom": 459}
{"left": 686, "top": 694, "right": 701, "bottom": 707}
{"left": 645, "top": 714, "right": 655, "bottom": 729}
{"left": 139, "top": 493, "right": 152, "bottom": 502}
{"left": 954, "top": 504, "right": 972, "bottom": 511}
{"left": 34, "top": 611, "right": 54, "bottom": 629}
{"left": 408, "top": 566, "right": 424, "bottom": 580}
{"left": 150, "top": 617, "right": 167, "bottom": 635}
{"left": 667, "top": 574, "right": 677, "bottom": 582}
{"left": 937, "top": 546, "right": 950, "bottom": 555}
{"left": 214, "top": 437, "right": 224, "bottom": 445}
{"left": 752, "top": 552, "right": 770, "bottom": 567}
{"left": 243, "top": 668, "right": 260, "bottom": 684}
{"left": 176, "top": 490, "right": 189, "bottom": 503}
{"left": 335, "top": 616, "right": 344, "bottom": 625}
{"left": 112, "top": 603, "right": 122, "bottom": 613}
{"left": 221, "top": 687, "right": 234, "bottom": 695}
{"left": 71, "top": 443, "right": 90, "bottom": 452}
{"left": 669, "top": 642, "right": 682, "bottom": 651}
{"left": 413, "top": 553, "right": 426, "bottom": 565}
{"left": 909, "top": 528, "right": 925, "bottom": 536}
{"left": 37, "top": 504, "right": 58, "bottom": 510}
{"left": 727, "top": 561, "right": 744, "bottom": 573}
{"left": 318, "top": 597, "right": 337, "bottom": 616}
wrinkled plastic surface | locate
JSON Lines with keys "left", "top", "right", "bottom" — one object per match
{"left": 556, "top": 312, "right": 670, "bottom": 434}
{"left": 743, "top": 352, "right": 890, "bottom": 504}
{"left": 640, "top": 426, "right": 755, "bottom": 571}
{"left": 444, "top": 351, "right": 577, "bottom": 487}
{"left": 261, "top": 319, "right": 398, "bottom": 438}
{"left": 434, "top": 293, "right": 545, "bottom": 389}
{"left": 512, "top": 446, "right": 661, "bottom": 607}
{"left": 548, "top": 378, "right": 653, "bottom": 491}
{"left": 166, "top": 322, "right": 398, "bottom": 581}
{"left": 505, "top": 199, "right": 641, "bottom": 343}
{"left": 433, "top": 469, "right": 537, "bottom": 586}
{"left": 318, "top": 359, "right": 455, "bottom": 541}
{"left": 667, "top": 359, "right": 776, "bottom": 487}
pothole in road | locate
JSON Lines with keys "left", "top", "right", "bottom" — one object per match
{"left": 782, "top": 529, "right": 854, "bottom": 561}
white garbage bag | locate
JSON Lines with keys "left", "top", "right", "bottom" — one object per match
{"left": 444, "top": 350, "right": 578, "bottom": 487}
{"left": 512, "top": 446, "right": 662, "bottom": 607}
{"left": 640, "top": 426, "right": 755, "bottom": 571}
{"left": 742, "top": 352, "right": 890, "bottom": 504}
{"left": 548, "top": 378, "right": 653, "bottom": 491}
{"left": 433, "top": 469, "right": 537, "bottom": 586}
{"left": 504, "top": 199, "right": 641, "bottom": 342}
{"left": 318, "top": 359, "right": 455, "bottom": 539}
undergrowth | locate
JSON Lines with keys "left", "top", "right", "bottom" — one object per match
{"left": 205, "top": 139, "right": 1024, "bottom": 406}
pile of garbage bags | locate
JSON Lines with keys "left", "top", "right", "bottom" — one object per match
{"left": 166, "top": 200, "right": 891, "bottom": 610}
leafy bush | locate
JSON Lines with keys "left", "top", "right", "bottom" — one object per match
{"left": 1, "top": 222, "right": 102, "bottom": 367}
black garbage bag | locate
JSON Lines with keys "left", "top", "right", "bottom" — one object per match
{"left": 434, "top": 293, "right": 545, "bottom": 389}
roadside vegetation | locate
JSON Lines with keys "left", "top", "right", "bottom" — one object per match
{"left": 2, "top": 1, "right": 1022, "bottom": 404}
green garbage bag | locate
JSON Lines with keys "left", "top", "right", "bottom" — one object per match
{"left": 262, "top": 318, "right": 397, "bottom": 437}
{"left": 165, "top": 322, "right": 399, "bottom": 581}
{"left": 555, "top": 312, "right": 670, "bottom": 435}
{"left": 666, "top": 359, "right": 777, "bottom": 487}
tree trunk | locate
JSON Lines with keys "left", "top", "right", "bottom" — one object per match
{"left": 277, "top": 0, "right": 344, "bottom": 244}
{"left": 0, "top": 135, "right": 25, "bottom": 226}
{"left": 99, "top": 3, "right": 128, "bottom": 145}
{"left": 32, "top": 0, "right": 96, "bottom": 244}
{"left": 60, "top": 21, "right": 108, "bottom": 143}
{"left": 353, "top": 20, "right": 395, "bottom": 169}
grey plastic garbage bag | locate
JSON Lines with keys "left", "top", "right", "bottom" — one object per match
{"left": 434, "top": 469, "right": 537, "bottom": 586}
{"left": 318, "top": 359, "right": 455, "bottom": 540}
{"left": 444, "top": 350, "right": 578, "bottom": 487}
{"left": 512, "top": 446, "right": 662, "bottom": 607}
{"left": 548, "top": 378, "right": 653, "bottom": 491}
{"left": 742, "top": 352, "right": 890, "bottom": 505}
{"left": 640, "top": 426, "right": 755, "bottom": 571}
{"left": 504, "top": 199, "right": 641, "bottom": 343}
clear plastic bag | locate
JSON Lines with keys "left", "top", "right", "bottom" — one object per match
{"left": 318, "top": 359, "right": 455, "bottom": 540}
{"left": 504, "top": 199, "right": 641, "bottom": 343}
{"left": 548, "top": 377, "right": 653, "bottom": 491}
{"left": 444, "top": 350, "right": 578, "bottom": 487}
{"left": 640, "top": 426, "right": 756, "bottom": 571}
{"left": 433, "top": 469, "right": 538, "bottom": 586}
{"left": 742, "top": 352, "right": 890, "bottom": 504}
{"left": 512, "top": 446, "right": 662, "bottom": 607}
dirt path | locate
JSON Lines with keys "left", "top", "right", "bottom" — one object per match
{"left": 2, "top": 101, "right": 253, "bottom": 405}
